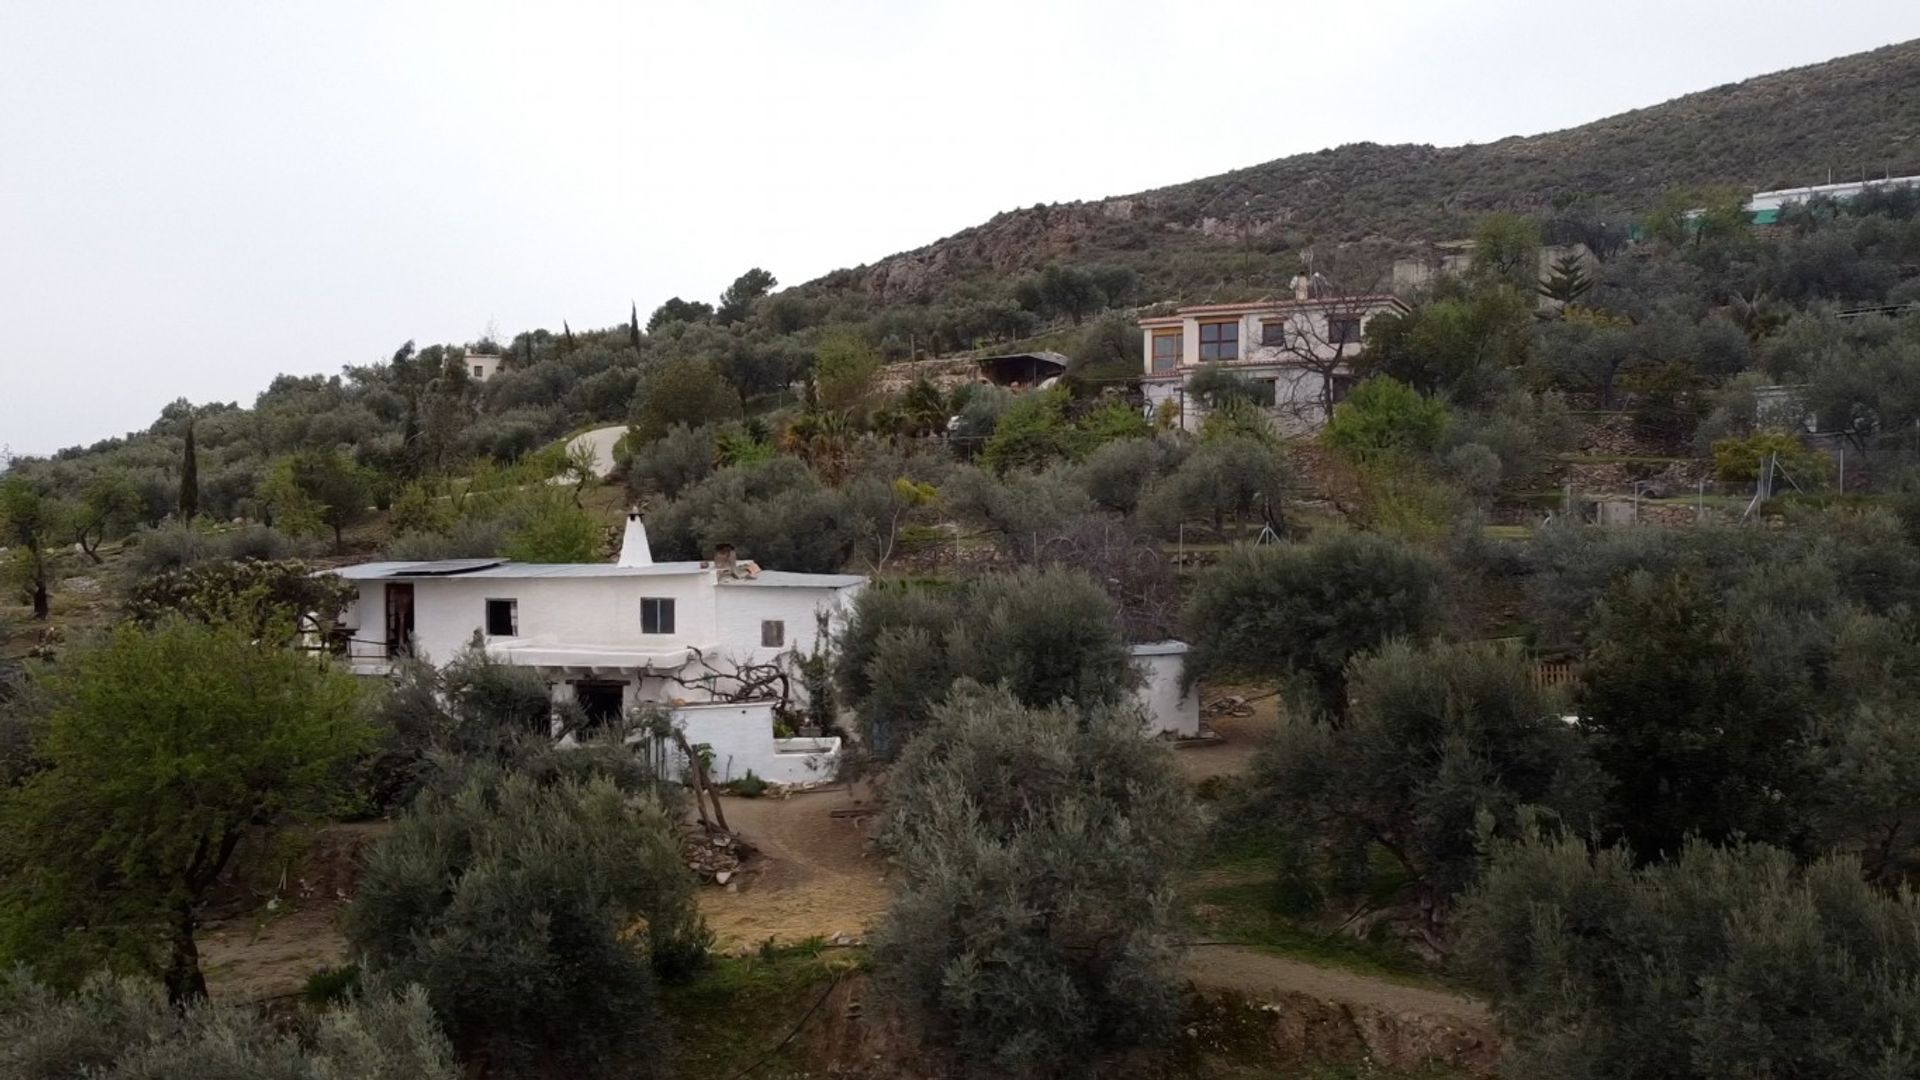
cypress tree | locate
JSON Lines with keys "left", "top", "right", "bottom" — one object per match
{"left": 563, "top": 320, "right": 576, "bottom": 353}
{"left": 177, "top": 419, "right": 198, "bottom": 520}
{"left": 629, "top": 302, "right": 642, "bottom": 349}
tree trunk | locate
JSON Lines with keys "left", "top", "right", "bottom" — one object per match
{"left": 333, "top": 523, "right": 345, "bottom": 554}
{"left": 162, "top": 902, "right": 207, "bottom": 1005}
{"left": 31, "top": 580, "right": 48, "bottom": 620}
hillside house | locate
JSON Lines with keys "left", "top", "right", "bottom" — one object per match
{"left": 464, "top": 350, "right": 503, "bottom": 381}
{"left": 1140, "top": 289, "right": 1407, "bottom": 434}
{"left": 327, "top": 512, "right": 1206, "bottom": 781}
{"left": 329, "top": 513, "right": 862, "bottom": 782}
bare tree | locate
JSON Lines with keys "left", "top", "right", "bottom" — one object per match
{"left": 1259, "top": 285, "right": 1394, "bottom": 430}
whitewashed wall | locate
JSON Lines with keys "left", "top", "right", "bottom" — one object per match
{"left": 667, "top": 700, "right": 839, "bottom": 784}
{"left": 712, "top": 582, "right": 861, "bottom": 668}
{"left": 349, "top": 569, "right": 719, "bottom": 666}
{"left": 1131, "top": 642, "right": 1199, "bottom": 738}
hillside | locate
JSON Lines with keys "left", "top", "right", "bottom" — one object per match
{"left": 813, "top": 38, "right": 1920, "bottom": 305}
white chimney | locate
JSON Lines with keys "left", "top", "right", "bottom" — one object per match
{"left": 618, "top": 508, "right": 653, "bottom": 567}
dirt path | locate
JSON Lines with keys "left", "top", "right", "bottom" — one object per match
{"left": 698, "top": 786, "right": 891, "bottom": 948}
{"left": 1175, "top": 691, "right": 1281, "bottom": 781}
{"left": 565, "top": 425, "right": 627, "bottom": 478}
{"left": 1184, "top": 946, "right": 1489, "bottom": 1024}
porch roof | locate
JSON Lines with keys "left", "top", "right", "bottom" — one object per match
{"left": 482, "top": 638, "right": 717, "bottom": 670}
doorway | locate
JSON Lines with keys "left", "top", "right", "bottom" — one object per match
{"left": 574, "top": 680, "right": 627, "bottom": 729}
{"left": 384, "top": 583, "right": 414, "bottom": 657}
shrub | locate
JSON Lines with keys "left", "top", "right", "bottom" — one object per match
{"left": 0, "top": 620, "right": 372, "bottom": 1000}
{"left": 629, "top": 355, "right": 742, "bottom": 444}
{"left": 941, "top": 464, "right": 1095, "bottom": 560}
{"left": 502, "top": 493, "right": 601, "bottom": 562}
{"left": 1075, "top": 398, "right": 1150, "bottom": 445}
{"left": 1185, "top": 363, "right": 1266, "bottom": 409}
{"left": 1456, "top": 834, "right": 1920, "bottom": 1079}
{"left": 1245, "top": 641, "right": 1601, "bottom": 919}
{"left": 122, "top": 519, "right": 216, "bottom": 578}
{"left": 981, "top": 388, "right": 1092, "bottom": 474}
{"left": 0, "top": 969, "right": 458, "bottom": 1080}
{"left": 1712, "top": 430, "right": 1825, "bottom": 483}
{"left": 1577, "top": 571, "right": 1815, "bottom": 857}
{"left": 220, "top": 522, "right": 302, "bottom": 561}
{"left": 728, "top": 770, "right": 769, "bottom": 798}
{"left": 947, "top": 567, "right": 1141, "bottom": 711}
{"left": 1137, "top": 434, "right": 1289, "bottom": 539}
{"left": 874, "top": 685, "right": 1192, "bottom": 1078}
{"left": 1183, "top": 532, "right": 1445, "bottom": 716}
{"left": 1079, "top": 437, "right": 1161, "bottom": 515}
{"left": 348, "top": 771, "right": 705, "bottom": 1079}
{"left": 124, "top": 558, "right": 355, "bottom": 644}
{"left": 626, "top": 422, "right": 716, "bottom": 500}
{"left": 647, "top": 457, "right": 859, "bottom": 572}
{"left": 1323, "top": 376, "right": 1448, "bottom": 463}
{"left": 837, "top": 568, "right": 1138, "bottom": 760}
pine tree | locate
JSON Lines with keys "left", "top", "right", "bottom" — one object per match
{"left": 177, "top": 419, "right": 198, "bottom": 520}
{"left": 1538, "top": 252, "right": 1594, "bottom": 305}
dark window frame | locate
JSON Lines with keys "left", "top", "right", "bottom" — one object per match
{"left": 641, "top": 597, "right": 676, "bottom": 635}
{"left": 1327, "top": 314, "right": 1363, "bottom": 346}
{"left": 1259, "top": 320, "right": 1288, "bottom": 347}
{"left": 1197, "top": 320, "right": 1239, "bottom": 362}
{"left": 485, "top": 598, "right": 517, "bottom": 637}
{"left": 761, "top": 619, "right": 786, "bottom": 648}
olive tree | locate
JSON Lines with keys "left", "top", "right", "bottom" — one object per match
{"left": 1245, "top": 641, "right": 1602, "bottom": 936}
{"left": 0, "top": 620, "right": 371, "bottom": 1002}
{"left": 836, "top": 568, "right": 1138, "bottom": 759}
{"left": 1457, "top": 833, "right": 1920, "bottom": 1079}
{"left": 874, "top": 685, "right": 1192, "bottom": 1078}
{"left": 1183, "top": 532, "right": 1445, "bottom": 716}
{"left": 348, "top": 771, "right": 706, "bottom": 1079}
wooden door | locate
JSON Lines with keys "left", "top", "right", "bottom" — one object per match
{"left": 384, "top": 583, "right": 414, "bottom": 657}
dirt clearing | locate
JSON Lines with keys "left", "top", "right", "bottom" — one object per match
{"left": 1175, "top": 690, "right": 1282, "bottom": 781}
{"left": 698, "top": 786, "right": 891, "bottom": 948}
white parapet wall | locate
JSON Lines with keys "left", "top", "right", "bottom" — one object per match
{"left": 1131, "top": 641, "right": 1200, "bottom": 738}
{"left": 668, "top": 699, "right": 840, "bottom": 785}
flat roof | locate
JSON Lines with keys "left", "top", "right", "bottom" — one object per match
{"left": 1139, "top": 294, "right": 1406, "bottom": 327}
{"left": 332, "top": 560, "right": 711, "bottom": 581}
{"left": 719, "top": 571, "right": 866, "bottom": 589}
{"left": 1129, "top": 640, "right": 1190, "bottom": 656}
{"left": 332, "top": 560, "right": 867, "bottom": 588}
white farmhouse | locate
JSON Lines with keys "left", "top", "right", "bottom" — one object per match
{"left": 326, "top": 511, "right": 1207, "bottom": 782}
{"left": 330, "top": 512, "right": 862, "bottom": 783}
{"left": 1140, "top": 286, "right": 1407, "bottom": 435}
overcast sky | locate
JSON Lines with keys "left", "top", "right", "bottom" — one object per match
{"left": 3, "top": 1, "right": 1917, "bottom": 456}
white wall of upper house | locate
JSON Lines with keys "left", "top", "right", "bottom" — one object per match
{"left": 343, "top": 570, "right": 860, "bottom": 673}
{"left": 348, "top": 571, "right": 722, "bottom": 666}
{"left": 1138, "top": 300, "right": 1398, "bottom": 377}
{"left": 713, "top": 582, "right": 861, "bottom": 671}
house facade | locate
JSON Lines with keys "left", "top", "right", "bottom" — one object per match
{"left": 327, "top": 512, "right": 1206, "bottom": 782}
{"left": 1139, "top": 292, "right": 1406, "bottom": 434}
{"left": 330, "top": 513, "right": 862, "bottom": 781}
{"left": 464, "top": 350, "right": 503, "bottom": 381}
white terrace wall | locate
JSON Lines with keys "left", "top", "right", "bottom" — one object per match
{"left": 666, "top": 700, "right": 840, "bottom": 785}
